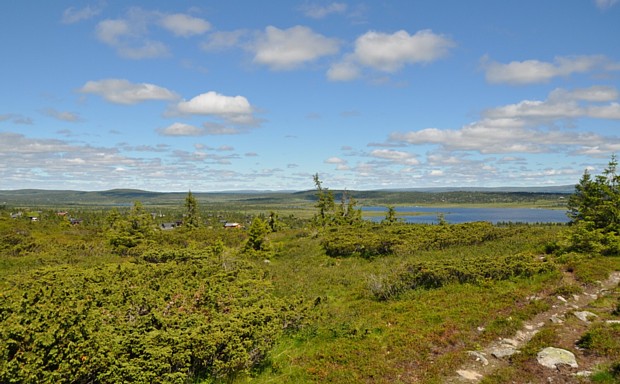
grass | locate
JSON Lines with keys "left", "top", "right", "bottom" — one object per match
{"left": 248, "top": 226, "right": 572, "bottom": 383}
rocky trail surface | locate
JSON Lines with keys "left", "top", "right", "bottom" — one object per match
{"left": 446, "top": 271, "right": 620, "bottom": 383}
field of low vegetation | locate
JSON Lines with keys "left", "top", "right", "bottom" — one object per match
{"left": 1, "top": 162, "right": 620, "bottom": 383}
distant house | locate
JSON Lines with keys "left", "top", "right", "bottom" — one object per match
{"left": 70, "top": 218, "right": 83, "bottom": 225}
{"left": 57, "top": 211, "right": 68, "bottom": 217}
{"left": 29, "top": 216, "right": 39, "bottom": 222}
{"left": 10, "top": 212, "right": 22, "bottom": 219}
{"left": 160, "top": 222, "right": 177, "bottom": 230}
{"left": 224, "top": 222, "right": 242, "bottom": 229}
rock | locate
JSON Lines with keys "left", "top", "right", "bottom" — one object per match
{"left": 490, "top": 346, "right": 519, "bottom": 358}
{"left": 550, "top": 314, "right": 564, "bottom": 324}
{"left": 574, "top": 371, "right": 592, "bottom": 377}
{"left": 467, "top": 351, "right": 489, "bottom": 366}
{"left": 606, "top": 320, "right": 620, "bottom": 325}
{"left": 557, "top": 295, "right": 568, "bottom": 303}
{"left": 457, "top": 370, "right": 483, "bottom": 381}
{"left": 573, "top": 311, "right": 598, "bottom": 323}
{"left": 501, "top": 338, "right": 519, "bottom": 347}
{"left": 537, "top": 347, "right": 578, "bottom": 369}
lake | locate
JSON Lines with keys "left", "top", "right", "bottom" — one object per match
{"left": 363, "top": 206, "right": 570, "bottom": 224}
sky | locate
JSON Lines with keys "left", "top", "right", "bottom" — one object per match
{"left": 1, "top": 1, "right": 620, "bottom": 192}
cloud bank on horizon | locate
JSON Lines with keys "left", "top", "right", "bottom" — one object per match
{"left": 1, "top": 1, "right": 619, "bottom": 191}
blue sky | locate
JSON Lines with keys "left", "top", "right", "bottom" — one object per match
{"left": 1, "top": 1, "right": 619, "bottom": 191}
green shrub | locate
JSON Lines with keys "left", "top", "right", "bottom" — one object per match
{"left": 0, "top": 254, "right": 309, "bottom": 383}
{"left": 368, "top": 253, "right": 555, "bottom": 300}
{"left": 576, "top": 324, "right": 620, "bottom": 359}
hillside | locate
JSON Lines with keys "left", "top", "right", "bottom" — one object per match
{"left": 0, "top": 187, "right": 573, "bottom": 208}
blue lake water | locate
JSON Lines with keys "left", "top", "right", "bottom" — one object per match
{"left": 363, "top": 206, "right": 570, "bottom": 224}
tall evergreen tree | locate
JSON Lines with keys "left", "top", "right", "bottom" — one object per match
{"left": 566, "top": 155, "right": 620, "bottom": 255}
{"left": 184, "top": 190, "right": 200, "bottom": 229}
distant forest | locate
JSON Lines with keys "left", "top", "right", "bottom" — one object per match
{"left": 0, "top": 187, "right": 572, "bottom": 208}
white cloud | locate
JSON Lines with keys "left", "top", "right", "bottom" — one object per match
{"left": 96, "top": 19, "right": 133, "bottom": 46}
{"left": 176, "top": 91, "right": 253, "bottom": 118}
{"left": 325, "top": 157, "right": 346, "bottom": 164}
{"left": 390, "top": 118, "right": 608, "bottom": 154}
{"left": 549, "top": 86, "right": 618, "bottom": 102}
{"left": 484, "top": 86, "right": 620, "bottom": 121}
{"left": 158, "top": 122, "right": 204, "bottom": 136}
{"left": 327, "top": 57, "right": 361, "bottom": 81}
{"left": 79, "top": 79, "right": 178, "bottom": 104}
{"left": 301, "top": 2, "right": 348, "bottom": 18}
{"left": 201, "top": 30, "right": 247, "bottom": 51}
{"left": 61, "top": 4, "right": 103, "bottom": 24}
{"left": 481, "top": 55, "right": 614, "bottom": 85}
{"left": 0, "top": 113, "right": 34, "bottom": 125}
{"left": 252, "top": 26, "right": 341, "bottom": 70}
{"left": 353, "top": 29, "right": 454, "bottom": 72}
{"left": 42, "top": 108, "right": 82, "bottom": 122}
{"left": 388, "top": 86, "right": 620, "bottom": 155}
{"left": 160, "top": 13, "right": 211, "bottom": 37}
{"left": 587, "top": 103, "right": 620, "bottom": 119}
{"left": 594, "top": 0, "right": 618, "bottom": 9}
{"left": 96, "top": 11, "right": 170, "bottom": 59}
{"left": 370, "top": 149, "right": 420, "bottom": 165}
{"left": 94, "top": 9, "right": 210, "bottom": 59}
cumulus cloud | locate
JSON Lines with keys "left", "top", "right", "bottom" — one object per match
{"left": 300, "top": 2, "right": 348, "bottom": 18}
{"left": 173, "top": 91, "right": 260, "bottom": 127}
{"left": 79, "top": 79, "right": 178, "bottom": 104}
{"left": 389, "top": 86, "right": 620, "bottom": 155}
{"left": 252, "top": 26, "right": 341, "bottom": 70}
{"left": 94, "top": 8, "right": 211, "bottom": 59}
{"left": 42, "top": 108, "right": 82, "bottom": 122}
{"left": 325, "top": 157, "right": 346, "bottom": 164}
{"left": 328, "top": 29, "right": 454, "bottom": 81}
{"left": 0, "top": 132, "right": 149, "bottom": 189}
{"left": 177, "top": 92, "right": 252, "bottom": 115}
{"left": 201, "top": 30, "right": 247, "bottom": 51}
{"left": 95, "top": 9, "right": 171, "bottom": 59}
{"left": 158, "top": 122, "right": 205, "bottom": 136}
{"left": 370, "top": 149, "right": 419, "bottom": 165}
{"left": 61, "top": 4, "right": 103, "bottom": 24}
{"left": 159, "top": 13, "right": 211, "bottom": 37}
{"left": 481, "top": 55, "right": 617, "bottom": 85}
{"left": 354, "top": 30, "right": 454, "bottom": 72}
{"left": 484, "top": 86, "right": 620, "bottom": 121}
{"left": 0, "top": 113, "right": 34, "bottom": 125}
{"left": 327, "top": 57, "right": 361, "bottom": 81}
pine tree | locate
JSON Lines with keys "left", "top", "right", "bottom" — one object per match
{"left": 184, "top": 190, "right": 200, "bottom": 229}
{"left": 566, "top": 155, "right": 620, "bottom": 255}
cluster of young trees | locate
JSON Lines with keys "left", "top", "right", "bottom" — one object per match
{"left": 312, "top": 173, "right": 362, "bottom": 227}
{"left": 567, "top": 155, "right": 620, "bottom": 255}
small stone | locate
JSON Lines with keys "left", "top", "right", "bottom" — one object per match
{"left": 501, "top": 338, "right": 519, "bottom": 347}
{"left": 573, "top": 311, "right": 598, "bottom": 323}
{"left": 574, "top": 371, "right": 592, "bottom": 377}
{"left": 516, "top": 330, "right": 529, "bottom": 341}
{"left": 467, "top": 351, "right": 489, "bottom": 366}
{"left": 557, "top": 295, "right": 568, "bottom": 303}
{"left": 606, "top": 320, "right": 620, "bottom": 325}
{"left": 490, "top": 346, "right": 519, "bottom": 358}
{"left": 457, "top": 370, "right": 483, "bottom": 381}
{"left": 550, "top": 314, "right": 564, "bottom": 324}
{"left": 537, "top": 347, "right": 578, "bottom": 369}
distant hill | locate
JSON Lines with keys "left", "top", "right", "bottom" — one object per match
{"left": 0, "top": 186, "right": 573, "bottom": 208}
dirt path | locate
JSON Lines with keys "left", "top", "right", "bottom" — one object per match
{"left": 445, "top": 271, "right": 620, "bottom": 383}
